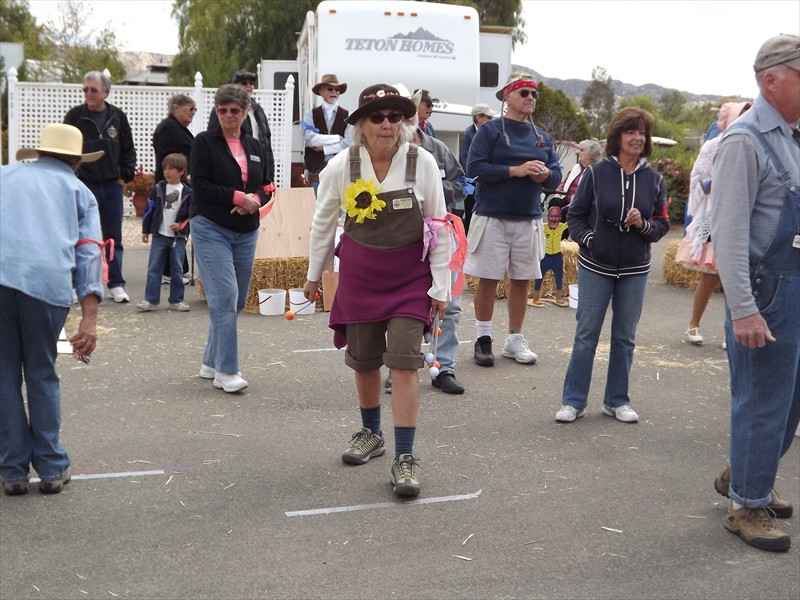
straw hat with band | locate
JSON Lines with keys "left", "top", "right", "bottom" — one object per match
{"left": 16, "top": 124, "right": 104, "bottom": 162}
{"left": 312, "top": 74, "right": 348, "bottom": 95}
{"left": 345, "top": 84, "right": 417, "bottom": 125}
{"left": 496, "top": 73, "right": 538, "bottom": 101}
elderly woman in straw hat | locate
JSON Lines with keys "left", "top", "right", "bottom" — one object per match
{"left": 0, "top": 124, "right": 105, "bottom": 495}
{"left": 304, "top": 84, "right": 450, "bottom": 497}
{"left": 465, "top": 71, "right": 561, "bottom": 368}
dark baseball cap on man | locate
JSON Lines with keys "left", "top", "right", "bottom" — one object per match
{"left": 231, "top": 70, "right": 257, "bottom": 84}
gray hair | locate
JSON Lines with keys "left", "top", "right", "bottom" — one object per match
{"left": 214, "top": 84, "right": 251, "bottom": 109}
{"left": 84, "top": 71, "right": 111, "bottom": 93}
{"left": 350, "top": 117, "right": 413, "bottom": 147}
{"left": 579, "top": 139, "right": 603, "bottom": 164}
{"left": 756, "top": 62, "right": 790, "bottom": 90}
{"left": 168, "top": 93, "right": 195, "bottom": 114}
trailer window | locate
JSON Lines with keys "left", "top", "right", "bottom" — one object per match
{"left": 480, "top": 63, "right": 499, "bottom": 88}
{"left": 273, "top": 72, "right": 300, "bottom": 122}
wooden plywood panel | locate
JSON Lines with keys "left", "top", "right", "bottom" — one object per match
{"left": 255, "top": 187, "right": 317, "bottom": 259}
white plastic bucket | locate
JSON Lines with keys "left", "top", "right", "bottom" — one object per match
{"left": 568, "top": 284, "right": 579, "bottom": 309}
{"left": 288, "top": 288, "right": 315, "bottom": 315}
{"left": 258, "top": 289, "right": 286, "bottom": 316}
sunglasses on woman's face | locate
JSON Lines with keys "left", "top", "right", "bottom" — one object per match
{"left": 217, "top": 107, "right": 243, "bottom": 115}
{"left": 368, "top": 111, "right": 404, "bottom": 124}
{"left": 516, "top": 89, "right": 538, "bottom": 99}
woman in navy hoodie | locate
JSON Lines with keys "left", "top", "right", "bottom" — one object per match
{"left": 556, "top": 107, "right": 669, "bottom": 424}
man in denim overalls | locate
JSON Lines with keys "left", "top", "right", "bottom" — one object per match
{"left": 711, "top": 34, "right": 800, "bottom": 552}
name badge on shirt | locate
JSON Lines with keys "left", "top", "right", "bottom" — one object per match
{"left": 392, "top": 197, "right": 413, "bottom": 210}
{"left": 439, "top": 169, "right": 446, "bottom": 178}
{"left": 249, "top": 155, "right": 261, "bottom": 162}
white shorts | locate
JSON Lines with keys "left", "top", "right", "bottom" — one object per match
{"left": 464, "top": 215, "right": 544, "bottom": 280}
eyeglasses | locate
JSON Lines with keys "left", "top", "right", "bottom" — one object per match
{"left": 322, "top": 86, "right": 340, "bottom": 93}
{"left": 217, "top": 107, "right": 243, "bottom": 115}
{"left": 368, "top": 111, "right": 404, "bottom": 124}
{"left": 185, "top": 106, "right": 197, "bottom": 113}
{"left": 516, "top": 89, "right": 538, "bottom": 99}
{"left": 82, "top": 86, "right": 101, "bottom": 94}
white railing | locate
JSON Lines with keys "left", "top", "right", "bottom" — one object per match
{"left": 6, "top": 68, "right": 294, "bottom": 213}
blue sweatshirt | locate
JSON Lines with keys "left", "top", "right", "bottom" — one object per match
{"left": 467, "top": 117, "right": 561, "bottom": 220}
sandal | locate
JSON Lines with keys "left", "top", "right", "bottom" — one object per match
{"left": 686, "top": 327, "right": 704, "bottom": 345}
{"left": 527, "top": 298, "right": 545, "bottom": 308}
{"left": 554, "top": 299, "right": 569, "bottom": 307}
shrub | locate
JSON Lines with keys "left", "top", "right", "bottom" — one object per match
{"left": 651, "top": 156, "right": 691, "bottom": 223}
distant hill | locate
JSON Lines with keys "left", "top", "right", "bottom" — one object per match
{"left": 512, "top": 64, "right": 736, "bottom": 104}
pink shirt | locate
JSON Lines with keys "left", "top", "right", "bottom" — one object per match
{"left": 226, "top": 138, "right": 248, "bottom": 206}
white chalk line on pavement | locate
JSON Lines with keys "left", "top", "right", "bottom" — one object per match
{"left": 30, "top": 469, "right": 166, "bottom": 483}
{"left": 285, "top": 489, "right": 482, "bottom": 517}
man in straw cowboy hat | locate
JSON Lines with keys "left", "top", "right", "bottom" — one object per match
{"left": 301, "top": 74, "right": 353, "bottom": 194}
{"left": 1, "top": 124, "right": 106, "bottom": 495}
{"left": 710, "top": 33, "right": 800, "bottom": 552}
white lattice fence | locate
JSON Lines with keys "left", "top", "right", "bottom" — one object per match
{"left": 6, "top": 69, "right": 294, "bottom": 215}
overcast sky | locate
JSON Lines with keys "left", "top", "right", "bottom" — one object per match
{"left": 28, "top": 0, "right": 800, "bottom": 99}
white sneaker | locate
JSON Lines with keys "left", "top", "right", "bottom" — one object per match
{"left": 555, "top": 405, "right": 586, "bottom": 422}
{"left": 501, "top": 335, "right": 538, "bottom": 364}
{"left": 213, "top": 372, "right": 248, "bottom": 393}
{"left": 136, "top": 300, "right": 158, "bottom": 312}
{"left": 686, "top": 327, "right": 704, "bottom": 345}
{"left": 168, "top": 302, "right": 190, "bottom": 312}
{"left": 182, "top": 273, "right": 192, "bottom": 285}
{"left": 161, "top": 275, "right": 170, "bottom": 285}
{"left": 199, "top": 364, "right": 215, "bottom": 379}
{"left": 109, "top": 287, "right": 130, "bottom": 303}
{"left": 602, "top": 404, "right": 639, "bottom": 423}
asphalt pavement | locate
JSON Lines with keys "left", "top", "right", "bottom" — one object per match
{"left": 1, "top": 223, "right": 798, "bottom": 599}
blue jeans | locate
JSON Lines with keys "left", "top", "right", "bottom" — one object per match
{"left": 190, "top": 215, "right": 258, "bottom": 374}
{"left": 145, "top": 234, "right": 186, "bottom": 304}
{"left": 0, "top": 286, "right": 71, "bottom": 484}
{"left": 562, "top": 267, "right": 648, "bottom": 409}
{"left": 436, "top": 269, "right": 462, "bottom": 374}
{"left": 85, "top": 181, "right": 125, "bottom": 289}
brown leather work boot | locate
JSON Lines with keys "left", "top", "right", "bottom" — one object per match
{"left": 724, "top": 504, "right": 791, "bottom": 552}
{"left": 714, "top": 465, "right": 793, "bottom": 518}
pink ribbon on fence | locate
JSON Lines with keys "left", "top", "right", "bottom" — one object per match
{"left": 259, "top": 183, "right": 277, "bottom": 220}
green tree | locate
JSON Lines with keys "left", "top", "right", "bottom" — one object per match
{"left": 581, "top": 66, "right": 615, "bottom": 138}
{"left": 660, "top": 89, "right": 685, "bottom": 121}
{"left": 37, "top": 0, "right": 126, "bottom": 83}
{"left": 169, "top": 0, "right": 321, "bottom": 86}
{"left": 0, "top": 0, "right": 51, "bottom": 61}
{"left": 535, "top": 82, "right": 591, "bottom": 148}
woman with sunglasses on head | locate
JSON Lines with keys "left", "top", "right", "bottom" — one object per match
{"left": 152, "top": 94, "right": 197, "bottom": 283}
{"left": 465, "top": 72, "right": 562, "bottom": 369}
{"left": 189, "top": 84, "right": 273, "bottom": 394}
{"left": 556, "top": 107, "right": 669, "bottom": 425}
{"left": 304, "top": 84, "right": 449, "bottom": 497}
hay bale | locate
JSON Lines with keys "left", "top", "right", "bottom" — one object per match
{"left": 662, "top": 239, "right": 722, "bottom": 291}
{"left": 195, "top": 257, "right": 315, "bottom": 313}
{"left": 465, "top": 240, "right": 579, "bottom": 299}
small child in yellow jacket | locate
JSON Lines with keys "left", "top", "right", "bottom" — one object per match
{"left": 529, "top": 205, "right": 569, "bottom": 307}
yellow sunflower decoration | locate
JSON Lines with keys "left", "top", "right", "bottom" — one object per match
{"left": 342, "top": 179, "right": 385, "bottom": 224}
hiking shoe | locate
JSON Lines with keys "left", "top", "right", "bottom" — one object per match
{"left": 213, "top": 372, "right": 248, "bottom": 393}
{"left": 2, "top": 478, "right": 29, "bottom": 496}
{"left": 474, "top": 336, "right": 494, "bottom": 366}
{"left": 555, "top": 405, "right": 586, "bottom": 423}
{"left": 432, "top": 371, "right": 465, "bottom": 394}
{"left": 109, "top": 287, "right": 130, "bottom": 303}
{"left": 168, "top": 301, "right": 190, "bottom": 312}
{"left": 390, "top": 453, "right": 421, "bottom": 497}
{"left": 501, "top": 335, "right": 538, "bottom": 364}
{"left": 724, "top": 504, "right": 791, "bottom": 552}
{"left": 602, "top": 404, "right": 639, "bottom": 423}
{"left": 199, "top": 364, "right": 215, "bottom": 379}
{"left": 714, "top": 465, "right": 793, "bottom": 519}
{"left": 384, "top": 373, "right": 392, "bottom": 394}
{"left": 136, "top": 300, "right": 158, "bottom": 312}
{"left": 341, "top": 427, "right": 385, "bottom": 465}
{"left": 39, "top": 468, "right": 71, "bottom": 494}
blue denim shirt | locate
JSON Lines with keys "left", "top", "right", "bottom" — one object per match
{"left": 0, "top": 157, "right": 104, "bottom": 307}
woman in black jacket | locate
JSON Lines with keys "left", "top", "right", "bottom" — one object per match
{"left": 556, "top": 107, "right": 669, "bottom": 424}
{"left": 190, "top": 84, "right": 273, "bottom": 393}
